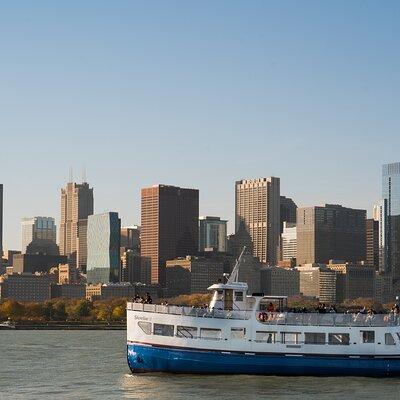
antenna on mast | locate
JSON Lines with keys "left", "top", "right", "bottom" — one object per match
{"left": 69, "top": 166, "right": 73, "bottom": 183}
{"left": 227, "top": 246, "right": 246, "bottom": 284}
{"left": 82, "top": 165, "right": 87, "bottom": 183}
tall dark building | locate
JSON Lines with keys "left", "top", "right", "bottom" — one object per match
{"left": 296, "top": 204, "right": 366, "bottom": 266}
{"left": 141, "top": 184, "right": 199, "bottom": 286}
{"left": 280, "top": 195, "right": 297, "bottom": 232}
{"left": 366, "top": 218, "right": 379, "bottom": 267}
{"left": 0, "top": 184, "right": 3, "bottom": 256}
{"left": 381, "top": 162, "right": 400, "bottom": 281}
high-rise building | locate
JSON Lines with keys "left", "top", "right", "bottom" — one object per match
{"left": 260, "top": 266, "right": 300, "bottom": 297}
{"left": 366, "top": 218, "right": 379, "bottom": 267}
{"left": 0, "top": 184, "right": 3, "bottom": 256}
{"left": 380, "top": 162, "right": 400, "bottom": 281}
{"left": 327, "top": 260, "right": 375, "bottom": 303}
{"left": 199, "top": 216, "right": 227, "bottom": 253}
{"left": 296, "top": 204, "right": 366, "bottom": 266}
{"left": 141, "top": 184, "right": 199, "bottom": 286}
{"left": 121, "top": 225, "right": 140, "bottom": 252}
{"left": 21, "top": 217, "right": 57, "bottom": 254}
{"left": 235, "top": 177, "right": 280, "bottom": 265}
{"left": 59, "top": 181, "right": 94, "bottom": 268}
{"left": 297, "top": 263, "right": 337, "bottom": 303}
{"left": 281, "top": 222, "right": 297, "bottom": 261}
{"left": 121, "top": 249, "right": 142, "bottom": 284}
{"left": 87, "top": 212, "right": 121, "bottom": 284}
{"left": 280, "top": 196, "right": 297, "bottom": 232}
{"left": 165, "top": 256, "right": 224, "bottom": 297}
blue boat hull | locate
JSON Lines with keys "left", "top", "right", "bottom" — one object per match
{"left": 127, "top": 343, "right": 400, "bottom": 377}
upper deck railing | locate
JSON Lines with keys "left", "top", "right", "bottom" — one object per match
{"left": 127, "top": 302, "right": 251, "bottom": 320}
{"left": 127, "top": 302, "right": 400, "bottom": 327}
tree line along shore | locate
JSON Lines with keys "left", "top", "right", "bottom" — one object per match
{"left": 0, "top": 293, "right": 396, "bottom": 327}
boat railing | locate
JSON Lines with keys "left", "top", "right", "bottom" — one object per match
{"left": 128, "top": 303, "right": 400, "bottom": 326}
{"left": 258, "top": 312, "right": 400, "bottom": 327}
{"left": 127, "top": 302, "right": 251, "bottom": 320}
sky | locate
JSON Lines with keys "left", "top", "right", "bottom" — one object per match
{"left": 0, "top": 1, "right": 399, "bottom": 250}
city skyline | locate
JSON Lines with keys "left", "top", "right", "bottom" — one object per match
{"left": 0, "top": 165, "right": 397, "bottom": 251}
{"left": 1, "top": 2, "right": 400, "bottom": 249}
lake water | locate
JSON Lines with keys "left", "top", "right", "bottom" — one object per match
{"left": 1, "top": 330, "right": 400, "bottom": 399}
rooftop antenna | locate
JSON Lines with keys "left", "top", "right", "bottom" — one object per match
{"left": 82, "top": 165, "right": 87, "bottom": 183}
{"left": 69, "top": 166, "right": 73, "bottom": 183}
{"left": 227, "top": 246, "right": 246, "bottom": 284}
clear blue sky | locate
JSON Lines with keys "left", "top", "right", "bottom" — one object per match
{"left": 1, "top": 1, "right": 399, "bottom": 250}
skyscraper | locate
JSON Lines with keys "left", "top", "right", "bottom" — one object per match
{"left": 366, "top": 218, "right": 379, "bottom": 267}
{"left": 381, "top": 162, "right": 400, "bottom": 281}
{"left": 59, "top": 181, "right": 93, "bottom": 268}
{"left": 0, "top": 184, "right": 3, "bottom": 256}
{"left": 280, "top": 195, "right": 297, "bottom": 232}
{"left": 281, "top": 222, "right": 297, "bottom": 261}
{"left": 235, "top": 177, "right": 280, "bottom": 265}
{"left": 296, "top": 204, "right": 366, "bottom": 266}
{"left": 199, "top": 216, "right": 227, "bottom": 253}
{"left": 141, "top": 184, "right": 199, "bottom": 286}
{"left": 87, "top": 212, "right": 121, "bottom": 283}
{"left": 21, "top": 217, "right": 57, "bottom": 254}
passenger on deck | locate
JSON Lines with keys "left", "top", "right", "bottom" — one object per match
{"left": 267, "top": 302, "right": 275, "bottom": 313}
{"left": 133, "top": 294, "right": 141, "bottom": 303}
{"left": 144, "top": 292, "right": 153, "bottom": 304}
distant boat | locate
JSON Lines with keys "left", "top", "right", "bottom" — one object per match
{"left": 126, "top": 250, "right": 400, "bottom": 377}
{"left": 0, "top": 320, "right": 15, "bottom": 330}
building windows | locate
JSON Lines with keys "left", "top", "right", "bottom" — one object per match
{"left": 231, "top": 327, "right": 246, "bottom": 339}
{"left": 138, "top": 321, "right": 152, "bottom": 335}
{"left": 304, "top": 332, "right": 325, "bottom": 345}
{"left": 200, "top": 328, "right": 222, "bottom": 340}
{"left": 235, "top": 291, "right": 243, "bottom": 302}
{"left": 282, "top": 332, "right": 300, "bottom": 344}
{"left": 177, "top": 326, "right": 197, "bottom": 339}
{"left": 385, "top": 333, "right": 395, "bottom": 345}
{"left": 328, "top": 333, "right": 350, "bottom": 345}
{"left": 153, "top": 323, "right": 174, "bottom": 337}
{"left": 361, "top": 331, "right": 375, "bottom": 344}
{"left": 255, "top": 331, "right": 276, "bottom": 343}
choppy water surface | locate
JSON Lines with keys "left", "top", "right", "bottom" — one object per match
{"left": 1, "top": 331, "right": 400, "bottom": 399}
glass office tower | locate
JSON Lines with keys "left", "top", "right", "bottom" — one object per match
{"left": 87, "top": 212, "right": 121, "bottom": 283}
{"left": 381, "top": 162, "right": 400, "bottom": 279}
{"left": 199, "top": 216, "right": 227, "bottom": 252}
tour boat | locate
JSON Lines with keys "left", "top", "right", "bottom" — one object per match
{"left": 127, "top": 252, "right": 400, "bottom": 376}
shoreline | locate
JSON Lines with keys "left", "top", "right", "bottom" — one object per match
{"left": 2, "top": 324, "right": 126, "bottom": 330}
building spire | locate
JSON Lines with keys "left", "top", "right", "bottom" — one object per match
{"left": 69, "top": 166, "right": 73, "bottom": 183}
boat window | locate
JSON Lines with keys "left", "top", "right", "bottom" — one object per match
{"left": 328, "top": 333, "right": 350, "bottom": 345}
{"left": 153, "top": 323, "right": 174, "bottom": 337}
{"left": 200, "top": 328, "right": 222, "bottom": 340}
{"left": 231, "top": 327, "right": 246, "bottom": 339}
{"left": 361, "top": 331, "right": 375, "bottom": 344}
{"left": 282, "top": 332, "right": 300, "bottom": 345}
{"left": 385, "top": 333, "right": 395, "bottom": 345}
{"left": 177, "top": 326, "right": 197, "bottom": 339}
{"left": 216, "top": 290, "right": 224, "bottom": 301}
{"left": 138, "top": 321, "right": 152, "bottom": 335}
{"left": 235, "top": 291, "right": 243, "bottom": 302}
{"left": 305, "top": 332, "right": 325, "bottom": 345}
{"left": 255, "top": 331, "right": 276, "bottom": 343}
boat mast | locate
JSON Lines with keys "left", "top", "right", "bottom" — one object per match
{"left": 227, "top": 246, "right": 246, "bottom": 284}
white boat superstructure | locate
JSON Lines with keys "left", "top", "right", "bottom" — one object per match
{"left": 127, "top": 250, "right": 400, "bottom": 376}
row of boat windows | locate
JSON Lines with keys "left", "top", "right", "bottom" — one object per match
{"left": 137, "top": 322, "right": 398, "bottom": 345}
